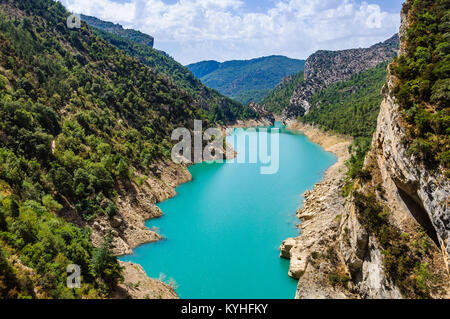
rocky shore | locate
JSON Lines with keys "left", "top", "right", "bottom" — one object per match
{"left": 113, "top": 261, "right": 178, "bottom": 299}
{"left": 280, "top": 121, "right": 355, "bottom": 298}
{"left": 87, "top": 117, "right": 274, "bottom": 299}
{"left": 281, "top": 96, "right": 450, "bottom": 299}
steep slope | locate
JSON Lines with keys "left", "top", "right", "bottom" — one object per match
{"left": 261, "top": 72, "right": 304, "bottom": 115}
{"left": 0, "top": 0, "right": 261, "bottom": 299}
{"left": 187, "top": 56, "right": 305, "bottom": 105}
{"left": 300, "top": 62, "right": 389, "bottom": 139}
{"left": 81, "top": 16, "right": 256, "bottom": 125}
{"left": 280, "top": 0, "right": 449, "bottom": 299}
{"left": 81, "top": 14, "right": 154, "bottom": 47}
{"left": 186, "top": 60, "right": 221, "bottom": 79}
{"left": 280, "top": 35, "right": 399, "bottom": 120}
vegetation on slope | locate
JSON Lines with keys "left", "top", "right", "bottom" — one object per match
{"left": 353, "top": 191, "right": 438, "bottom": 298}
{"left": 391, "top": 0, "right": 450, "bottom": 171}
{"left": 81, "top": 14, "right": 154, "bottom": 47}
{"left": 301, "top": 62, "right": 389, "bottom": 138}
{"left": 0, "top": 0, "right": 257, "bottom": 298}
{"left": 297, "top": 62, "right": 389, "bottom": 190}
{"left": 187, "top": 56, "right": 305, "bottom": 105}
{"left": 186, "top": 60, "right": 220, "bottom": 79}
{"left": 261, "top": 72, "right": 305, "bottom": 115}
{"left": 82, "top": 20, "right": 255, "bottom": 124}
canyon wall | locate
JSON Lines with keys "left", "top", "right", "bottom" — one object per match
{"left": 281, "top": 4, "right": 449, "bottom": 298}
{"left": 282, "top": 35, "right": 399, "bottom": 120}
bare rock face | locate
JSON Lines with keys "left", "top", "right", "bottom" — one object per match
{"left": 113, "top": 261, "right": 178, "bottom": 299}
{"left": 89, "top": 159, "right": 193, "bottom": 256}
{"left": 373, "top": 91, "right": 450, "bottom": 257}
{"left": 283, "top": 34, "right": 399, "bottom": 119}
{"left": 248, "top": 102, "right": 275, "bottom": 126}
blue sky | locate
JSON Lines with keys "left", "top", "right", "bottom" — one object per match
{"left": 61, "top": 0, "right": 405, "bottom": 64}
{"left": 213, "top": 0, "right": 404, "bottom": 13}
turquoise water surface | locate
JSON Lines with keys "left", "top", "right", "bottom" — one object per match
{"left": 120, "top": 122, "right": 336, "bottom": 299}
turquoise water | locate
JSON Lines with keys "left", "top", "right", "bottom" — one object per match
{"left": 120, "top": 122, "right": 336, "bottom": 299}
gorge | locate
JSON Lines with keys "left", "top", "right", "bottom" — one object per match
{"left": 120, "top": 122, "right": 336, "bottom": 298}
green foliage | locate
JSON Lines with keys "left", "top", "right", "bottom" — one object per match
{"left": 0, "top": 195, "right": 121, "bottom": 298}
{"left": 302, "top": 62, "right": 389, "bottom": 138}
{"left": 353, "top": 192, "right": 434, "bottom": 298}
{"left": 261, "top": 72, "right": 305, "bottom": 114}
{"left": 187, "top": 56, "right": 305, "bottom": 104}
{"left": 105, "top": 202, "right": 118, "bottom": 219}
{"left": 345, "top": 137, "right": 373, "bottom": 182}
{"left": 87, "top": 26, "right": 253, "bottom": 123}
{"left": 391, "top": 0, "right": 450, "bottom": 169}
{"left": 0, "top": 244, "right": 34, "bottom": 299}
{"left": 90, "top": 234, "right": 123, "bottom": 293}
{"left": 328, "top": 271, "right": 350, "bottom": 287}
{"left": 42, "top": 195, "right": 62, "bottom": 212}
{"left": 295, "top": 62, "right": 390, "bottom": 192}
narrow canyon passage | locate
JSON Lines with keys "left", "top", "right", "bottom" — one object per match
{"left": 120, "top": 123, "right": 336, "bottom": 298}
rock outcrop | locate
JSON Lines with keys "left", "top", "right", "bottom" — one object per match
{"left": 113, "top": 261, "right": 178, "bottom": 299}
{"left": 283, "top": 35, "right": 399, "bottom": 120}
{"left": 280, "top": 5, "right": 449, "bottom": 298}
{"left": 248, "top": 102, "right": 275, "bottom": 126}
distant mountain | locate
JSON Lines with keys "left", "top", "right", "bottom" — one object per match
{"left": 187, "top": 56, "right": 305, "bottom": 105}
{"left": 81, "top": 14, "right": 154, "bottom": 47}
{"left": 0, "top": 0, "right": 264, "bottom": 298}
{"left": 187, "top": 60, "right": 221, "bottom": 79}
{"left": 281, "top": 34, "right": 399, "bottom": 119}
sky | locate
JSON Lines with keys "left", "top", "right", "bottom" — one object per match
{"left": 59, "top": 0, "right": 405, "bottom": 65}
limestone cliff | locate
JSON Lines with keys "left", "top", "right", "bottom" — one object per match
{"left": 283, "top": 35, "right": 399, "bottom": 120}
{"left": 280, "top": 2, "right": 449, "bottom": 299}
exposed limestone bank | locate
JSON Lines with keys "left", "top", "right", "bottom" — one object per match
{"left": 113, "top": 261, "right": 178, "bottom": 299}
{"left": 279, "top": 121, "right": 358, "bottom": 299}
{"left": 79, "top": 116, "right": 272, "bottom": 298}
{"left": 280, "top": 78, "right": 450, "bottom": 299}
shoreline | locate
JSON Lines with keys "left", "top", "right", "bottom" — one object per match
{"left": 114, "top": 118, "right": 272, "bottom": 298}
{"left": 116, "top": 118, "right": 347, "bottom": 299}
{"left": 280, "top": 120, "right": 354, "bottom": 298}
{"left": 284, "top": 120, "right": 352, "bottom": 157}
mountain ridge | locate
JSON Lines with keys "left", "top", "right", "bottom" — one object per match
{"left": 187, "top": 55, "right": 305, "bottom": 105}
{"left": 270, "top": 34, "right": 399, "bottom": 119}
{"left": 81, "top": 14, "right": 154, "bottom": 47}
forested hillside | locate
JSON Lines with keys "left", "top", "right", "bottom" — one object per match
{"left": 301, "top": 62, "right": 389, "bottom": 184}
{"left": 81, "top": 16, "right": 253, "bottom": 123}
{"left": 261, "top": 72, "right": 304, "bottom": 115}
{"left": 302, "top": 62, "right": 389, "bottom": 137}
{"left": 187, "top": 56, "right": 305, "bottom": 105}
{"left": 0, "top": 0, "right": 255, "bottom": 298}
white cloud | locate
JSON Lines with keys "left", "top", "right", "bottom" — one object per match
{"left": 59, "top": 0, "right": 400, "bottom": 65}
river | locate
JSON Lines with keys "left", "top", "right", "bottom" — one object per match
{"left": 120, "top": 122, "right": 336, "bottom": 298}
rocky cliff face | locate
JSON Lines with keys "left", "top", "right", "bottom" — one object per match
{"left": 280, "top": 5, "right": 449, "bottom": 298}
{"left": 247, "top": 102, "right": 275, "bottom": 126}
{"left": 283, "top": 35, "right": 399, "bottom": 120}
